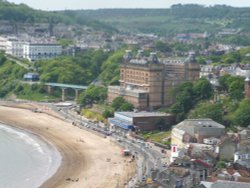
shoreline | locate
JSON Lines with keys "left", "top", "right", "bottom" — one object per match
{"left": 0, "top": 122, "right": 61, "bottom": 188}
{"left": 0, "top": 104, "right": 135, "bottom": 188}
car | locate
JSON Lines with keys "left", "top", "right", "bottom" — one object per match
{"left": 103, "top": 127, "right": 109, "bottom": 131}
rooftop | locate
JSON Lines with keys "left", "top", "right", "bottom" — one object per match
{"left": 115, "top": 111, "right": 171, "bottom": 118}
{"left": 108, "top": 118, "right": 133, "bottom": 130}
{"left": 210, "top": 180, "right": 250, "bottom": 188}
{"left": 174, "top": 119, "right": 225, "bottom": 136}
{"left": 175, "top": 119, "right": 225, "bottom": 129}
{"left": 129, "top": 59, "right": 148, "bottom": 65}
{"left": 28, "top": 43, "right": 61, "bottom": 46}
{"left": 108, "top": 86, "right": 148, "bottom": 94}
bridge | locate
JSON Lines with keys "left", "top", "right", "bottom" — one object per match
{"left": 44, "top": 83, "right": 89, "bottom": 101}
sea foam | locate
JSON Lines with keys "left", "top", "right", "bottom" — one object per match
{"left": 0, "top": 123, "right": 61, "bottom": 188}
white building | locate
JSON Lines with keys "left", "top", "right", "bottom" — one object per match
{"left": 203, "top": 137, "right": 220, "bottom": 145}
{"left": 6, "top": 39, "right": 26, "bottom": 58}
{"left": 235, "top": 67, "right": 250, "bottom": 78}
{"left": 234, "top": 152, "right": 250, "bottom": 162}
{"left": 0, "top": 35, "right": 62, "bottom": 61}
{"left": 170, "top": 144, "right": 186, "bottom": 162}
{"left": 0, "top": 36, "right": 8, "bottom": 51}
{"left": 1, "top": 36, "right": 25, "bottom": 58}
{"left": 23, "top": 43, "right": 62, "bottom": 61}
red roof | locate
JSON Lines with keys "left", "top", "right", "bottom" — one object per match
{"left": 192, "top": 159, "right": 212, "bottom": 168}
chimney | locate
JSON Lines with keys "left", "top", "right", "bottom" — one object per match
{"left": 149, "top": 52, "right": 158, "bottom": 63}
{"left": 123, "top": 50, "right": 132, "bottom": 62}
{"left": 136, "top": 50, "right": 144, "bottom": 59}
{"left": 245, "top": 77, "right": 250, "bottom": 98}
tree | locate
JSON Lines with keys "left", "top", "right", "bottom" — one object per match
{"left": 216, "top": 160, "right": 226, "bottom": 169}
{"left": 218, "top": 74, "right": 231, "bottom": 92}
{"left": 219, "top": 75, "right": 244, "bottom": 100}
{"left": 111, "top": 96, "right": 126, "bottom": 110}
{"left": 170, "top": 82, "right": 194, "bottom": 121}
{"left": 154, "top": 41, "right": 172, "bottom": 53}
{"left": 102, "top": 109, "right": 114, "bottom": 118}
{"left": 36, "top": 50, "right": 110, "bottom": 86}
{"left": 223, "top": 52, "right": 241, "bottom": 64}
{"left": 58, "top": 38, "right": 74, "bottom": 48}
{"left": 100, "top": 50, "right": 124, "bottom": 85}
{"left": 79, "top": 85, "right": 107, "bottom": 105}
{"left": 120, "top": 102, "right": 134, "bottom": 111}
{"left": 193, "top": 78, "right": 213, "bottom": 100}
{"left": 111, "top": 96, "right": 134, "bottom": 111}
{"left": 176, "top": 90, "right": 193, "bottom": 112}
{"left": 188, "top": 102, "right": 223, "bottom": 123}
{"left": 174, "top": 82, "right": 194, "bottom": 112}
{"left": 233, "top": 99, "right": 250, "bottom": 127}
{"left": 228, "top": 77, "right": 244, "bottom": 100}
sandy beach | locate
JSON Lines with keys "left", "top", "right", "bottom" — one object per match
{"left": 0, "top": 104, "right": 135, "bottom": 188}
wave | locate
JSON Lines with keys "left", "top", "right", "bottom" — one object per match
{"left": 0, "top": 123, "right": 45, "bottom": 154}
{"left": 0, "top": 123, "right": 61, "bottom": 188}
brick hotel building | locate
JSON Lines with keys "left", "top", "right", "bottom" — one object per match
{"left": 108, "top": 50, "right": 200, "bottom": 110}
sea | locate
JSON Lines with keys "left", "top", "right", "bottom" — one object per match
{"left": 0, "top": 123, "right": 61, "bottom": 188}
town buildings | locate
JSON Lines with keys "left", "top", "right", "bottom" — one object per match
{"left": 23, "top": 73, "right": 39, "bottom": 82}
{"left": 201, "top": 180, "right": 250, "bottom": 188}
{"left": 170, "top": 119, "right": 225, "bottom": 162}
{"left": 108, "top": 111, "right": 174, "bottom": 133}
{"left": 216, "top": 135, "right": 238, "bottom": 161}
{"left": 0, "top": 36, "right": 8, "bottom": 51}
{"left": 0, "top": 35, "right": 62, "bottom": 61}
{"left": 168, "top": 121, "right": 250, "bottom": 187}
{"left": 23, "top": 42, "right": 62, "bottom": 61}
{"left": 171, "top": 119, "right": 225, "bottom": 148}
{"left": 108, "top": 50, "right": 200, "bottom": 110}
{"left": 156, "top": 156, "right": 213, "bottom": 188}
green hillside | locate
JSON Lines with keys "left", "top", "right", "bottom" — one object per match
{"left": 71, "top": 4, "right": 250, "bottom": 35}
{"left": 2, "top": 1, "right": 250, "bottom": 36}
{"left": 0, "top": 0, "right": 117, "bottom": 33}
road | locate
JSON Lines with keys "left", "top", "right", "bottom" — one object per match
{"left": 47, "top": 103, "right": 168, "bottom": 187}
{"left": 6, "top": 55, "right": 33, "bottom": 70}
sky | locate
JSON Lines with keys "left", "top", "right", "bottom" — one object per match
{"left": 8, "top": 0, "right": 250, "bottom": 10}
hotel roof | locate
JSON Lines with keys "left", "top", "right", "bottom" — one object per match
{"left": 115, "top": 111, "right": 171, "bottom": 118}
